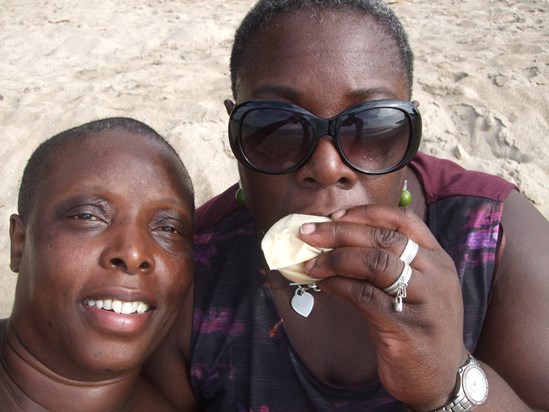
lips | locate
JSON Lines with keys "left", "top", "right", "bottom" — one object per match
{"left": 84, "top": 298, "right": 150, "bottom": 314}
{"left": 291, "top": 199, "right": 360, "bottom": 219}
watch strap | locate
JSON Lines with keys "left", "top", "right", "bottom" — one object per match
{"left": 408, "top": 353, "right": 487, "bottom": 412}
{"left": 433, "top": 353, "right": 484, "bottom": 412}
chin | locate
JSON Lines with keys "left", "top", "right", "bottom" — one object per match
{"left": 67, "top": 336, "right": 152, "bottom": 380}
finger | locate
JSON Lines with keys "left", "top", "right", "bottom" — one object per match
{"left": 300, "top": 220, "right": 409, "bottom": 253}
{"left": 331, "top": 204, "right": 439, "bottom": 250}
{"left": 318, "top": 273, "right": 419, "bottom": 322}
{"left": 306, "top": 246, "right": 423, "bottom": 301}
{"left": 300, "top": 221, "right": 421, "bottom": 269}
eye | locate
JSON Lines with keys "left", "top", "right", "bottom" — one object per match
{"left": 153, "top": 217, "right": 190, "bottom": 240}
{"left": 70, "top": 212, "right": 98, "bottom": 221}
{"left": 64, "top": 203, "right": 109, "bottom": 226}
{"left": 159, "top": 225, "right": 181, "bottom": 234}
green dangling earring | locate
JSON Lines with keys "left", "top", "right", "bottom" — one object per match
{"left": 235, "top": 182, "right": 247, "bottom": 206}
{"left": 399, "top": 179, "right": 412, "bottom": 207}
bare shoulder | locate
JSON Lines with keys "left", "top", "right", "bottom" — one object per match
{"left": 499, "top": 190, "right": 549, "bottom": 246}
{"left": 475, "top": 190, "right": 549, "bottom": 409}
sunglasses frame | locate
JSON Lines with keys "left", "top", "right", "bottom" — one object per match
{"left": 228, "top": 99, "right": 422, "bottom": 175}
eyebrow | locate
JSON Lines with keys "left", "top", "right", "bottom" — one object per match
{"left": 346, "top": 87, "right": 401, "bottom": 101}
{"left": 248, "top": 85, "right": 301, "bottom": 101}
{"left": 248, "top": 85, "right": 402, "bottom": 102}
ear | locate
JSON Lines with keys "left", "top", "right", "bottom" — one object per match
{"left": 223, "top": 99, "right": 235, "bottom": 115}
{"left": 9, "top": 214, "right": 26, "bottom": 273}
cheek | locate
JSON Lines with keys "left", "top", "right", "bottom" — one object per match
{"left": 240, "top": 166, "right": 291, "bottom": 207}
{"left": 359, "top": 174, "right": 404, "bottom": 206}
{"left": 157, "top": 254, "right": 193, "bottom": 301}
{"left": 24, "top": 236, "right": 86, "bottom": 295}
{"left": 242, "top": 179, "right": 292, "bottom": 231}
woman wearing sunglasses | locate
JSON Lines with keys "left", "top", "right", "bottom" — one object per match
{"left": 145, "top": 1, "right": 549, "bottom": 410}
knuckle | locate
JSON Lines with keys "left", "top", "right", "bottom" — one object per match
{"left": 375, "top": 227, "right": 399, "bottom": 248}
{"left": 365, "top": 247, "right": 392, "bottom": 273}
{"left": 352, "top": 280, "right": 375, "bottom": 304}
{"left": 332, "top": 222, "right": 345, "bottom": 238}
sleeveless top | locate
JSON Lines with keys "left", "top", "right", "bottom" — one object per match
{"left": 191, "top": 152, "right": 516, "bottom": 411}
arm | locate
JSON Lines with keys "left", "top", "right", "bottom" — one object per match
{"left": 474, "top": 190, "right": 549, "bottom": 411}
{"left": 299, "top": 195, "right": 548, "bottom": 411}
{"left": 143, "top": 286, "right": 200, "bottom": 411}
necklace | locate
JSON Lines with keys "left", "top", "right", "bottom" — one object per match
{"left": 290, "top": 282, "right": 321, "bottom": 317}
{"left": 261, "top": 213, "right": 333, "bottom": 318}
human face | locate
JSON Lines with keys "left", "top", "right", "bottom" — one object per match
{"left": 9, "top": 130, "right": 194, "bottom": 380}
{"left": 234, "top": 10, "right": 411, "bottom": 233}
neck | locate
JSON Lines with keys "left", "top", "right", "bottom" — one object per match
{"left": 0, "top": 319, "right": 141, "bottom": 411}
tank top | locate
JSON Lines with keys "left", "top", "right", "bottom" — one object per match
{"left": 191, "top": 152, "right": 516, "bottom": 411}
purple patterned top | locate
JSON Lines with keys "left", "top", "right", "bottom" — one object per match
{"left": 191, "top": 152, "right": 516, "bottom": 411}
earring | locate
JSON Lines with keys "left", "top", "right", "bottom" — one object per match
{"left": 235, "top": 182, "right": 247, "bottom": 206}
{"left": 399, "top": 179, "right": 412, "bottom": 207}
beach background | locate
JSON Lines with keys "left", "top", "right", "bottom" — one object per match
{"left": 0, "top": 0, "right": 547, "bottom": 317}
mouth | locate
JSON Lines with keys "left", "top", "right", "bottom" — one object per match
{"left": 84, "top": 298, "right": 151, "bottom": 315}
{"left": 291, "top": 202, "right": 357, "bottom": 219}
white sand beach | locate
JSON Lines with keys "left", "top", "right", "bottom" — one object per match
{"left": 0, "top": 0, "right": 547, "bottom": 316}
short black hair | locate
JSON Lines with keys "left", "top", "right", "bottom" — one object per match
{"left": 230, "top": 0, "right": 414, "bottom": 98}
{"left": 17, "top": 117, "right": 194, "bottom": 221}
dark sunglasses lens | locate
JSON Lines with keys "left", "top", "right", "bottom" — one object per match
{"left": 338, "top": 108, "right": 410, "bottom": 172}
{"left": 240, "top": 108, "right": 313, "bottom": 172}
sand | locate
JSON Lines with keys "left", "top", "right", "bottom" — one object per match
{"left": 0, "top": 0, "right": 547, "bottom": 317}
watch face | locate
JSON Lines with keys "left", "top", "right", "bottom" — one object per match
{"left": 463, "top": 366, "right": 488, "bottom": 404}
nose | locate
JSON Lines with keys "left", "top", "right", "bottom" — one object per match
{"left": 295, "top": 136, "right": 358, "bottom": 189}
{"left": 100, "top": 222, "right": 155, "bottom": 275}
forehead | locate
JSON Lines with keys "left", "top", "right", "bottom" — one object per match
{"left": 55, "top": 129, "right": 172, "bottom": 172}
{"left": 237, "top": 9, "right": 408, "bottom": 108}
{"left": 41, "top": 130, "right": 190, "bottom": 202}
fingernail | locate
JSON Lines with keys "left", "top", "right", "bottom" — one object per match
{"left": 300, "top": 223, "right": 315, "bottom": 234}
{"left": 331, "top": 209, "right": 346, "bottom": 219}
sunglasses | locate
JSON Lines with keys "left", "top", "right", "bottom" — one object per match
{"left": 228, "top": 99, "right": 422, "bottom": 175}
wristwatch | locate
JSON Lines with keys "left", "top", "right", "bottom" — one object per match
{"left": 433, "top": 352, "right": 489, "bottom": 411}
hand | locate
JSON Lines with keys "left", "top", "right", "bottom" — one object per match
{"left": 299, "top": 204, "right": 468, "bottom": 410}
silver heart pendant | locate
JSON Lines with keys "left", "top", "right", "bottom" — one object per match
{"left": 291, "top": 289, "right": 314, "bottom": 318}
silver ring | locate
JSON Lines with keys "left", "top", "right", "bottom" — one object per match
{"left": 383, "top": 263, "right": 412, "bottom": 312}
{"left": 399, "top": 238, "right": 419, "bottom": 265}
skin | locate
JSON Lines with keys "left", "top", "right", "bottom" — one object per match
{"left": 1, "top": 129, "right": 194, "bottom": 411}
{"left": 147, "top": 8, "right": 549, "bottom": 412}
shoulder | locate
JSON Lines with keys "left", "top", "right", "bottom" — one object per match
{"left": 410, "top": 152, "right": 517, "bottom": 203}
{"left": 474, "top": 191, "right": 549, "bottom": 407}
{"left": 195, "top": 183, "right": 244, "bottom": 232}
{"left": 499, "top": 189, "right": 549, "bottom": 270}
{"left": 194, "top": 185, "right": 256, "bottom": 255}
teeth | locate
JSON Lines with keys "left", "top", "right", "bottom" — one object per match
{"left": 121, "top": 301, "right": 133, "bottom": 314}
{"left": 112, "top": 300, "right": 122, "bottom": 314}
{"left": 137, "top": 302, "right": 148, "bottom": 314}
{"left": 85, "top": 298, "right": 150, "bottom": 314}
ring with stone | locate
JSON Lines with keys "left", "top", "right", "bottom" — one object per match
{"left": 383, "top": 262, "right": 412, "bottom": 312}
{"left": 399, "top": 237, "right": 419, "bottom": 265}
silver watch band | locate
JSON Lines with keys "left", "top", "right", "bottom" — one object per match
{"left": 433, "top": 353, "right": 479, "bottom": 412}
{"left": 433, "top": 395, "right": 475, "bottom": 412}
{"left": 408, "top": 353, "right": 487, "bottom": 412}
{"left": 407, "top": 393, "right": 476, "bottom": 412}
